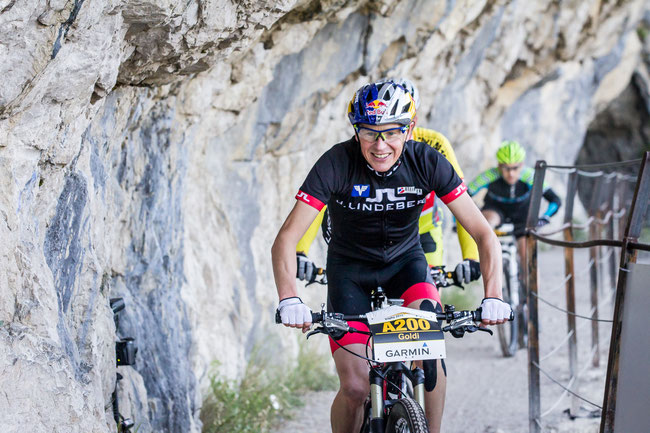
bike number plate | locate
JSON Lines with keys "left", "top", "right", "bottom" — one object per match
{"left": 366, "top": 306, "right": 445, "bottom": 362}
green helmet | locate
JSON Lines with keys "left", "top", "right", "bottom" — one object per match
{"left": 496, "top": 140, "right": 526, "bottom": 164}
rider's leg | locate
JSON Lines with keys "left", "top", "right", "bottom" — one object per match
{"left": 325, "top": 253, "right": 375, "bottom": 432}
{"left": 406, "top": 297, "right": 446, "bottom": 433}
{"left": 331, "top": 343, "right": 370, "bottom": 433}
{"left": 424, "top": 360, "right": 446, "bottom": 433}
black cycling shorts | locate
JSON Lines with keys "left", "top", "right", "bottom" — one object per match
{"left": 326, "top": 247, "right": 441, "bottom": 353}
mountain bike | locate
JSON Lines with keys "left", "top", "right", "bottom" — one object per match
{"left": 494, "top": 223, "right": 527, "bottom": 357}
{"left": 278, "top": 268, "right": 505, "bottom": 433}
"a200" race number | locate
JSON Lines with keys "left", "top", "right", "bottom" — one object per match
{"left": 382, "top": 318, "right": 431, "bottom": 333}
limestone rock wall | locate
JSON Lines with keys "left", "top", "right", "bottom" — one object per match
{"left": 1, "top": 1, "right": 648, "bottom": 432}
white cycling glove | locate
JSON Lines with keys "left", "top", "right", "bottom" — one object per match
{"left": 480, "top": 298, "right": 512, "bottom": 323}
{"left": 277, "top": 297, "right": 312, "bottom": 326}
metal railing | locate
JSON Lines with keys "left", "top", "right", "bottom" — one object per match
{"left": 524, "top": 151, "right": 650, "bottom": 433}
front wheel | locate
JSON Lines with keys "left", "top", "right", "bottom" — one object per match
{"left": 497, "top": 257, "right": 519, "bottom": 357}
{"left": 385, "top": 398, "right": 428, "bottom": 433}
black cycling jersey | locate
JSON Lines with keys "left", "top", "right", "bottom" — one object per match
{"left": 467, "top": 166, "right": 561, "bottom": 236}
{"left": 296, "top": 138, "right": 466, "bottom": 263}
{"left": 482, "top": 179, "right": 561, "bottom": 220}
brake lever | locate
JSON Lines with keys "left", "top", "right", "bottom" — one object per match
{"left": 476, "top": 326, "right": 493, "bottom": 336}
{"left": 306, "top": 326, "right": 327, "bottom": 339}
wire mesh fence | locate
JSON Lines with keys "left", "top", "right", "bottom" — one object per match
{"left": 523, "top": 152, "right": 650, "bottom": 433}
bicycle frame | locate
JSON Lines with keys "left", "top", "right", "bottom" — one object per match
{"left": 365, "top": 289, "right": 428, "bottom": 430}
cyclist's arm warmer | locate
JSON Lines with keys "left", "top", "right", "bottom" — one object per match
{"left": 542, "top": 188, "right": 562, "bottom": 218}
{"left": 296, "top": 206, "right": 326, "bottom": 254}
{"left": 456, "top": 222, "right": 479, "bottom": 261}
{"left": 467, "top": 168, "right": 500, "bottom": 197}
{"left": 423, "top": 226, "right": 443, "bottom": 267}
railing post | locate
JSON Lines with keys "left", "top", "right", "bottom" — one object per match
{"left": 601, "top": 151, "right": 650, "bottom": 433}
{"left": 563, "top": 171, "right": 579, "bottom": 415}
{"left": 588, "top": 177, "right": 604, "bottom": 367}
{"left": 527, "top": 233, "right": 541, "bottom": 433}
{"left": 606, "top": 177, "right": 617, "bottom": 289}
{"left": 526, "top": 161, "right": 546, "bottom": 433}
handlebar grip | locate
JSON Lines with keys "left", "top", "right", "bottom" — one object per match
{"left": 474, "top": 308, "right": 515, "bottom": 322}
{"left": 276, "top": 310, "right": 322, "bottom": 324}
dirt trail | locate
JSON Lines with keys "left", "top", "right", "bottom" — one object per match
{"left": 271, "top": 248, "right": 612, "bottom": 433}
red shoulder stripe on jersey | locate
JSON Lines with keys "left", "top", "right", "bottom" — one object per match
{"left": 439, "top": 183, "right": 467, "bottom": 204}
{"left": 295, "top": 190, "right": 325, "bottom": 211}
{"left": 422, "top": 192, "right": 435, "bottom": 211}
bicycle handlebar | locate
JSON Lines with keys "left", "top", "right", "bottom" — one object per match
{"left": 276, "top": 304, "right": 514, "bottom": 339}
{"left": 308, "top": 306, "right": 488, "bottom": 326}
{"left": 429, "top": 266, "right": 463, "bottom": 289}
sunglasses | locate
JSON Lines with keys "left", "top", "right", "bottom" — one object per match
{"left": 355, "top": 125, "right": 409, "bottom": 144}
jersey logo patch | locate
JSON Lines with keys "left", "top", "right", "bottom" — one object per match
{"left": 367, "top": 188, "right": 406, "bottom": 203}
{"left": 397, "top": 186, "right": 422, "bottom": 195}
{"left": 352, "top": 184, "right": 370, "bottom": 197}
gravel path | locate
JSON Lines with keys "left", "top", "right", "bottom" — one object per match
{"left": 271, "top": 248, "right": 613, "bottom": 433}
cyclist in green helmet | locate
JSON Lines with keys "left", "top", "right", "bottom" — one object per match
{"left": 467, "top": 140, "right": 561, "bottom": 265}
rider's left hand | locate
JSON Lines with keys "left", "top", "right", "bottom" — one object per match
{"left": 480, "top": 298, "right": 512, "bottom": 325}
{"left": 453, "top": 259, "right": 481, "bottom": 284}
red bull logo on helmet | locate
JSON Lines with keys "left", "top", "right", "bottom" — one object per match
{"left": 365, "top": 99, "right": 387, "bottom": 116}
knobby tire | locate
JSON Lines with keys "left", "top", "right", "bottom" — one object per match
{"left": 385, "top": 398, "right": 428, "bottom": 433}
{"left": 498, "top": 257, "right": 519, "bottom": 357}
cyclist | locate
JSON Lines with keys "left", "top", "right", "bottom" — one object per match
{"left": 272, "top": 81, "right": 511, "bottom": 433}
{"left": 467, "top": 140, "right": 562, "bottom": 266}
{"left": 296, "top": 78, "right": 481, "bottom": 288}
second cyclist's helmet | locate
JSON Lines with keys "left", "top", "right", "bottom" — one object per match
{"left": 381, "top": 77, "right": 420, "bottom": 109}
{"left": 496, "top": 140, "right": 526, "bottom": 164}
{"left": 347, "top": 82, "right": 416, "bottom": 127}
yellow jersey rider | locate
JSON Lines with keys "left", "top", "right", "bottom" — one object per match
{"left": 296, "top": 78, "right": 481, "bottom": 286}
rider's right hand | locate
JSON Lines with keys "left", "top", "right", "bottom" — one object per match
{"left": 277, "top": 297, "right": 312, "bottom": 329}
{"left": 296, "top": 252, "right": 315, "bottom": 282}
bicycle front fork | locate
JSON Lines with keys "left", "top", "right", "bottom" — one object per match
{"left": 369, "top": 369, "right": 385, "bottom": 433}
{"left": 368, "top": 367, "right": 427, "bottom": 432}
{"left": 412, "top": 368, "right": 426, "bottom": 411}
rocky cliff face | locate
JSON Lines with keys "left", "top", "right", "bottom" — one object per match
{"left": 1, "top": 1, "right": 648, "bottom": 432}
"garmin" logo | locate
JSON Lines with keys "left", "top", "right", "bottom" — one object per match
{"left": 385, "top": 347, "right": 431, "bottom": 358}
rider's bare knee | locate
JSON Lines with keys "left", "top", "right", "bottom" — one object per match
{"left": 339, "top": 380, "right": 368, "bottom": 405}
